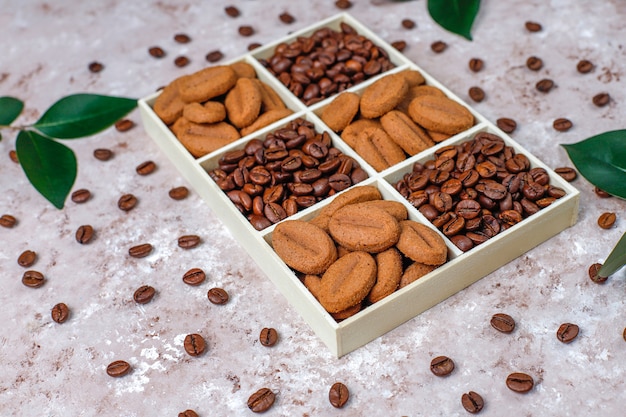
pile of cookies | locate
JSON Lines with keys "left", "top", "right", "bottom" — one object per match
{"left": 319, "top": 70, "right": 475, "bottom": 172}
{"left": 153, "top": 61, "right": 293, "bottom": 157}
{"left": 271, "top": 185, "right": 449, "bottom": 320}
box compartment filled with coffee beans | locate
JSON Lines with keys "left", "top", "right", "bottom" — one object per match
{"left": 138, "top": 13, "right": 579, "bottom": 357}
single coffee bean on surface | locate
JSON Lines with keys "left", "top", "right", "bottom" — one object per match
{"left": 136, "top": 160, "right": 156, "bottom": 175}
{"left": 128, "top": 243, "right": 153, "bottom": 258}
{"left": 576, "top": 59, "right": 594, "bottom": 73}
{"left": 335, "top": 0, "right": 352, "bottom": 9}
{"left": 183, "top": 268, "right": 206, "bottom": 286}
{"left": 431, "top": 40, "right": 447, "bottom": 53}
{"left": 556, "top": 322, "right": 579, "bottom": 343}
{"left": 148, "top": 46, "right": 166, "bottom": 58}
{"left": 247, "top": 388, "right": 275, "bottom": 413}
{"left": 88, "top": 61, "right": 104, "bottom": 73}
{"left": 9, "top": 150, "right": 18, "bottom": 163}
{"left": 468, "top": 58, "right": 484, "bottom": 72}
{"left": 115, "top": 119, "right": 135, "bottom": 132}
{"left": 329, "top": 382, "right": 349, "bottom": 409}
{"left": 75, "top": 225, "right": 94, "bottom": 244}
{"left": 93, "top": 148, "right": 113, "bottom": 161}
{"left": 554, "top": 167, "right": 577, "bottom": 182}
{"left": 553, "top": 118, "right": 573, "bottom": 132}
{"left": 184, "top": 333, "right": 206, "bottom": 356}
{"left": 248, "top": 42, "right": 262, "bottom": 51}
{"left": 238, "top": 25, "right": 254, "bottom": 36}
{"left": 18, "top": 250, "right": 37, "bottom": 267}
{"left": 491, "top": 313, "right": 515, "bottom": 333}
{"left": 259, "top": 327, "right": 278, "bottom": 347}
{"left": 205, "top": 50, "right": 223, "bottom": 63}
{"left": 469, "top": 86, "right": 485, "bottom": 102}
{"left": 174, "top": 56, "right": 190, "bottom": 67}
{"left": 173, "top": 33, "right": 191, "bottom": 43}
{"left": 496, "top": 117, "right": 517, "bottom": 133}
{"left": 588, "top": 262, "right": 608, "bottom": 283}
{"left": 525, "top": 21, "right": 542, "bottom": 32}
{"left": 22, "top": 270, "right": 45, "bottom": 288}
{"left": 208, "top": 287, "right": 229, "bottom": 305}
{"left": 178, "top": 410, "right": 199, "bottom": 417}
{"left": 106, "top": 360, "right": 131, "bottom": 377}
{"left": 592, "top": 92, "right": 610, "bottom": 107}
{"left": 0, "top": 214, "right": 17, "bottom": 228}
{"left": 597, "top": 212, "right": 616, "bottom": 229}
{"left": 430, "top": 355, "right": 455, "bottom": 376}
{"left": 623, "top": 327, "right": 626, "bottom": 342}
{"left": 169, "top": 186, "right": 189, "bottom": 200}
{"left": 402, "top": 18, "right": 416, "bottom": 29}
{"left": 71, "top": 188, "right": 91, "bottom": 204}
{"left": 536, "top": 78, "right": 554, "bottom": 93}
{"left": 178, "top": 235, "right": 201, "bottom": 249}
{"left": 118, "top": 194, "right": 138, "bottom": 211}
{"left": 279, "top": 12, "right": 295, "bottom": 24}
{"left": 506, "top": 372, "right": 534, "bottom": 393}
{"left": 594, "top": 186, "right": 611, "bottom": 198}
{"left": 526, "top": 56, "right": 543, "bottom": 71}
{"left": 133, "top": 285, "right": 156, "bottom": 304}
{"left": 224, "top": 5, "right": 240, "bottom": 17}
{"left": 51, "top": 302, "right": 70, "bottom": 323}
{"left": 461, "top": 391, "right": 484, "bottom": 414}
{"left": 391, "top": 40, "right": 407, "bottom": 52}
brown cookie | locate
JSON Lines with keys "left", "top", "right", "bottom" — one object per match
{"left": 396, "top": 85, "right": 446, "bottom": 114}
{"left": 272, "top": 220, "right": 337, "bottom": 275}
{"left": 354, "top": 126, "right": 406, "bottom": 172}
{"left": 225, "top": 77, "right": 262, "bottom": 128}
{"left": 330, "top": 302, "right": 362, "bottom": 320}
{"left": 381, "top": 110, "right": 435, "bottom": 156}
{"left": 396, "top": 220, "right": 447, "bottom": 266}
{"left": 182, "top": 101, "right": 226, "bottom": 124}
{"left": 352, "top": 200, "right": 408, "bottom": 222}
{"left": 399, "top": 262, "right": 436, "bottom": 288}
{"left": 302, "top": 274, "right": 322, "bottom": 300}
{"left": 408, "top": 95, "right": 474, "bottom": 135}
{"left": 179, "top": 65, "right": 238, "bottom": 103}
{"left": 321, "top": 92, "right": 360, "bottom": 132}
{"left": 240, "top": 108, "right": 293, "bottom": 136}
{"left": 229, "top": 61, "right": 257, "bottom": 79}
{"left": 318, "top": 251, "right": 377, "bottom": 313}
{"left": 328, "top": 204, "right": 400, "bottom": 253}
{"left": 154, "top": 76, "right": 188, "bottom": 125}
{"left": 177, "top": 121, "right": 241, "bottom": 157}
{"left": 398, "top": 69, "right": 426, "bottom": 87}
{"left": 340, "top": 118, "right": 381, "bottom": 149}
{"left": 310, "top": 185, "right": 382, "bottom": 232}
{"left": 368, "top": 247, "right": 403, "bottom": 303}
{"left": 254, "top": 79, "right": 287, "bottom": 112}
{"left": 427, "top": 130, "right": 453, "bottom": 143}
{"left": 360, "top": 73, "right": 409, "bottom": 119}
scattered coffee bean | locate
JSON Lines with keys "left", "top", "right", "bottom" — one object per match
{"left": 178, "top": 235, "right": 201, "bottom": 249}
{"left": 259, "top": 327, "right": 278, "bottom": 347}
{"left": 136, "top": 160, "right": 156, "bottom": 175}
{"left": 173, "top": 33, "right": 191, "bottom": 43}
{"left": 597, "top": 212, "right": 616, "bottom": 229}
{"left": 9, "top": 150, "right": 18, "bottom": 163}
{"left": 588, "top": 262, "right": 607, "bottom": 283}
{"left": 71, "top": 188, "right": 91, "bottom": 204}
{"left": 469, "top": 86, "right": 485, "bottom": 102}
{"left": 224, "top": 5, "right": 240, "bottom": 17}
{"left": 430, "top": 355, "right": 455, "bottom": 376}
{"left": 594, "top": 186, "right": 611, "bottom": 198}
{"left": 556, "top": 322, "right": 579, "bottom": 343}
{"left": 178, "top": 410, "right": 199, "bottom": 417}
{"left": 88, "top": 61, "right": 104, "bottom": 73}
{"left": 402, "top": 19, "right": 416, "bottom": 29}
{"left": 51, "top": 302, "right": 70, "bottom": 323}
{"left": 128, "top": 243, "right": 153, "bottom": 258}
{"left": 279, "top": 12, "right": 295, "bottom": 24}
{"left": 184, "top": 333, "right": 206, "bottom": 356}
{"left": 506, "top": 372, "right": 534, "bottom": 393}
{"left": 238, "top": 25, "right": 254, "bottom": 37}
{"left": 391, "top": 40, "right": 407, "bottom": 51}
{"left": 94, "top": 148, "right": 113, "bottom": 161}
{"left": 576, "top": 59, "right": 594, "bottom": 74}
{"left": 18, "top": 250, "right": 37, "bottom": 267}
{"left": 247, "top": 388, "right": 275, "bottom": 413}
{"left": 491, "top": 313, "right": 515, "bottom": 333}
{"left": 329, "top": 382, "right": 349, "bottom": 409}
{"left": 0, "top": 214, "right": 17, "bottom": 228}
{"left": 335, "top": 0, "right": 352, "bottom": 9}
{"left": 536, "top": 78, "right": 554, "bottom": 93}
{"left": 207, "top": 287, "right": 229, "bottom": 305}
{"left": 183, "top": 268, "right": 206, "bottom": 286}
{"left": 148, "top": 46, "right": 166, "bottom": 58}
{"left": 169, "top": 186, "right": 189, "bottom": 200}
{"left": 118, "top": 194, "right": 138, "bottom": 211}
{"left": 22, "top": 270, "right": 45, "bottom": 288}
{"left": 75, "top": 225, "right": 94, "bottom": 244}
{"left": 461, "top": 391, "right": 484, "bottom": 414}
{"left": 174, "top": 56, "right": 190, "bottom": 67}
{"left": 553, "top": 118, "right": 573, "bottom": 132}
{"left": 431, "top": 40, "right": 447, "bottom": 53}
{"left": 133, "top": 285, "right": 156, "bottom": 304}
{"left": 623, "top": 327, "right": 626, "bottom": 342}
{"left": 106, "top": 360, "right": 131, "bottom": 377}
{"left": 592, "top": 92, "right": 610, "bottom": 107}
{"left": 248, "top": 42, "right": 262, "bottom": 51}
{"left": 205, "top": 50, "right": 224, "bottom": 63}
{"left": 115, "top": 119, "right": 134, "bottom": 132}
{"left": 468, "top": 58, "right": 484, "bottom": 72}
{"left": 554, "top": 167, "right": 577, "bottom": 182}
{"left": 496, "top": 117, "right": 517, "bottom": 133}
{"left": 525, "top": 21, "right": 542, "bottom": 32}
{"left": 526, "top": 56, "right": 543, "bottom": 71}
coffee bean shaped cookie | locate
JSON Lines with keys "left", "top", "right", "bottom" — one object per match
{"left": 179, "top": 65, "right": 237, "bottom": 103}
{"left": 355, "top": 126, "right": 405, "bottom": 172}
{"left": 395, "top": 84, "right": 446, "bottom": 114}
{"left": 272, "top": 220, "right": 337, "bottom": 275}
{"left": 408, "top": 95, "right": 474, "bottom": 135}
{"left": 368, "top": 247, "right": 403, "bottom": 303}
{"left": 225, "top": 77, "right": 262, "bottom": 129}
{"left": 399, "top": 262, "right": 437, "bottom": 288}
{"left": 321, "top": 92, "right": 360, "bottom": 132}
{"left": 351, "top": 200, "right": 408, "bottom": 222}
{"left": 240, "top": 108, "right": 293, "bottom": 137}
{"left": 396, "top": 220, "right": 448, "bottom": 266}
{"left": 154, "top": 75, "right": 188, "bottom": 124}
{"left": 177, "top": 120, "right": 241, "bottom": 158}
{"left": 310, "top": 185, "right": 382, "bottom": 232}
{"left": 360, "top": 73, "right": 409, "bottom": 119}
{"left": 381, "top": 110, "right": 434, "bottom": 156}
{"left": 183, "top": 101, "right": 226, "bottom": 124}
{"left": 341, "top": 118, "right": 382, "bottom": 149}
{"left": 328, "top": 204, "right": 400, "bottom": 253}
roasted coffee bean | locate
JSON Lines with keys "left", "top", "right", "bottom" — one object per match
{"left": 148, "top": 46, "right": 166, "bottom": 58}
{"left": 468, "top": 86, "right": 485, "bottom": 102}
{"left": 129, "top": 243, "right": 153, "bottom": 258}
{"left": 9, "top": 150, "right": 18, "bottom": 163}
{"left": 329, "top": 382, "right": 349, "bottom": 408}
{"left": 184, "top": 333, "right": 206, "bottom": 356}
{"left": 468, "top": 58, "right": 484, "bottom": 72}
{"left": 75, "top": 225, "right": 94, "bottom": 244}
{"left": 335, "top": 0, "right": 352, "bottom": 9}
{"left": 491, "top": 313, "right": 515, "bottom": 333}
{"left": 178, "top": 235, "right": 201, "bottom": 249}
{"left": 107, "top": 360, "right": 131, "bottom": 377}
{"left": 553, "top": 118, "right": 573, "bottom": 132}
{"left": 94, "top": 148, "right": 113, "bottom": 161}
{"left": 391, "top": 40, "right": 407, "bottom": 52}
{"left": 279, "top": 12, "right": 295, "bottom": 24}
{"left": 169, "top": 186, "right": 189, "bottom": 200}
{"left": 208, "top": 287, "right": 229, "bottom": 305}
{"left": 525, "top": 21, "right": 542, "bottom": 32}
{"left": 51, "top": 303, "right": 70, "bottom": 323}
{"left": 205, "top": 50, "right": 224, "bottom": 63}
{"left": 115, "top": 119, "right": 134, "bottom": 132}
{"left": 556, "top": 323, "right": 579, "bottom": 343}
{"left": 174, "top": 56, "right": 190, "bottom": 67}
{"left": 594, "top": 186, "right": 611, "bottom": 198}
{"left": 593, "top": 92, "right": 610, "bottom": 107}
{"left": 247, "top": 388, "right": 275, "bottom": 413}
{"left": 461, "top": 391, "right": 484, "bottom": 414}
{"left": 134, "top": 285, "right": 156, "bottom": 304}
{"left": 597, "top": 212, "right": 616, "bottom": 229}
{"left": 183, "top": 268, "right": 206, "bottom": 286}
{"left": 399, "top": 18, "right": 415, "bottom": 29}
{"left": 506, "top": 372, "right": 534, "bottom": 393}
{"left": 22, "top": 270, "right": 45, "bottom": 288}
{"left": 450, "top": 234, "right": 473, "bottom": 251}
{"left": 136, "top": 160, "right": 156, "bottom": 175}
{"left": 430, "top": 355, "right": 455, "bottom": 377}
{"left": 18, "top": 250, "right": 37, "bottom": 267}
{"left": 238, "top": 25, "right": 254, "bottom": 36}
{"left": 526, "top": 56, "right": 543, "bottom": 71}
{"left": 576, "top": 59, "right": 594, "bottom": 74}
{"left": 623, "top": 328, "right": 626, "bottom": 342}
{"left": 496, "top": 117, "right": 517, "bottom": 133}
{"left": 173, "top": 33, "right": 191, "bottom": 43}
{"left": 224, "top": 5, "right": 240, "bottom": 17}
{"left": 71, "top": 188, "right": 91, "bottom": 203}
{"left": 431, "top": 40, "right": 447, "bottom": 53}
{"left": 178, "top": 410, "right": 199, "bottom": 417}
{"left": 588, "top": 262, "right": 608, "bottom": 284}
{"left": 259, "top": 327, "right": 278, "bottom": 347}
{"left": 536, "top": 78, "right": 554, "bottom": 93}
{"left": 88, "top": 61, "right": 104, "bottom": 73}
{"left": 554, "top": 167, "right": 577, "bottom": 182}
{"left": 118, "top": 194, "right": 138, "bottom": 211}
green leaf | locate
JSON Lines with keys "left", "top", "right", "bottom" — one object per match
{"left": 0, "top": 96, "right": 24, "bottom": 125}
{"left": 599, "top": 232, "right": 626, "bottom": 278}
{"left": 427, "top": 0, "right": 481, "bottom": 41}
{"left": 561, "top": 129, "right": 626, "bottom": 199}
{"left": 32, "top": 93, "right": 137, "bottom": 139}
{"left": 15, "top": 130, "right": 77, "bottom": 209}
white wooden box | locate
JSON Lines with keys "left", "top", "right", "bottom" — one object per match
{"left": 138, "top": 13, "right": 579, "bottom": 357}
